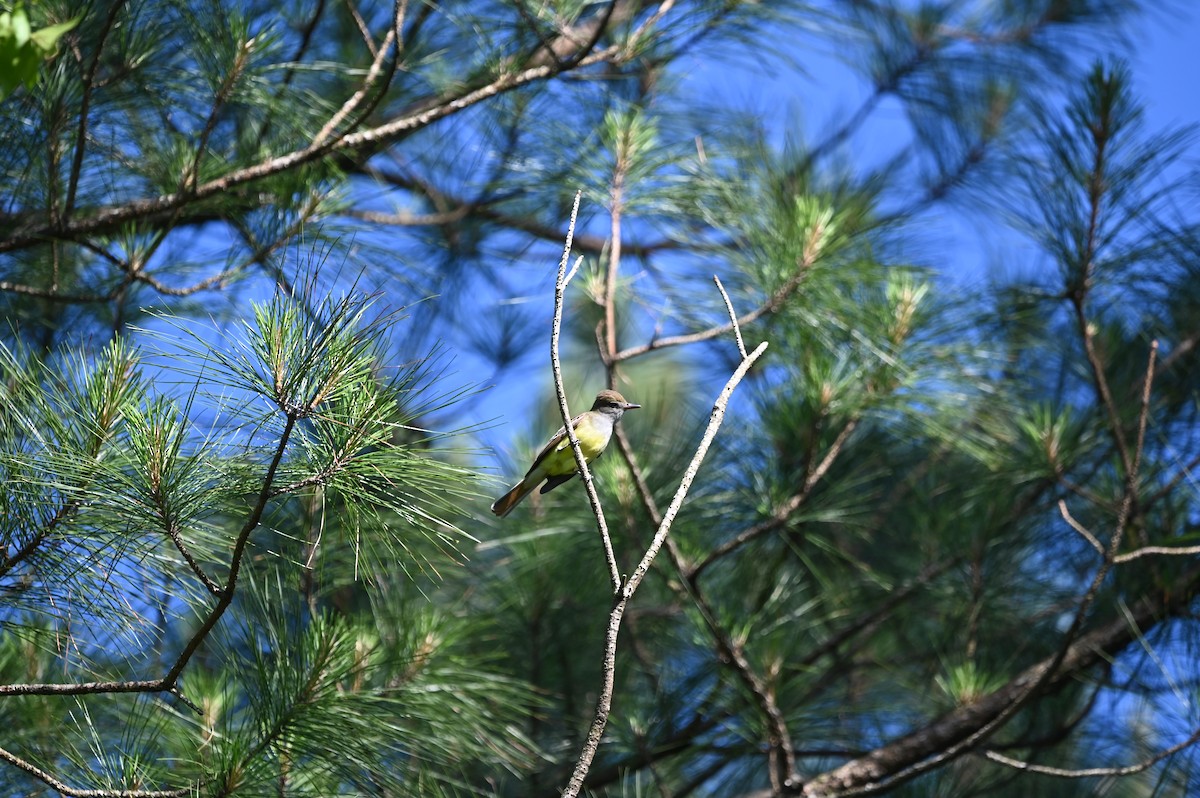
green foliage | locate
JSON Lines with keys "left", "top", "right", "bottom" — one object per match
{"left": 1, "top": 1, "right": 1199, "bottom": 796}
{"left": 0, "top": 3, "right": 78, "bottom": 100}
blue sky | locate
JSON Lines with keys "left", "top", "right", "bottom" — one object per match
{"left": 1136, "top": 8, "right": 1200, "bottom": 134}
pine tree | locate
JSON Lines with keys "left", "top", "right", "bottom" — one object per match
{"left": 1, "top": 1, "right": 1198, "bottom": 796}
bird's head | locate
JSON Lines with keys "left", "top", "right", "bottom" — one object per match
{"left": 592, "top": 390, "right": 641, "bottom": 412}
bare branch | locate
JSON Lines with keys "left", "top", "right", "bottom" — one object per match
{"left": 562, "top": 340, "right": 769, "bottom": 798}
{"left": 183, "top": 36, "right": 254, "bottom": 192}
{"left": 161, "top": 409, "right": 299, "bottom": 685}
{"left": 0, "top": 33, "right": 634, "bottom": 253}
{"left": 164, "top": 525, "right": 222, "bottom": 598}
{"left": 713, "top": 275, "right": 746, "bottom": 359}
{"left": 133, "top": 267, "right": 241, "bottom": 297}
{"left": 1, "top": 411, "right": 300, "bottom": 698}
{"left": 982, "top": 725, "right": 1200, "bottom": 778}
{"left": 596, "top": 240, "right": 798, "bottom": 787}
{"left": 602, "top": 129, "right": 629, "bottom": 365}
{"left": 311, "top": 0, "right": 408, "bottom": 148}
{"left": 563, "top": 187, "right": 773, "bottom": 790}
{"left": 343, "top": 0, "right": 378, "bottom": 58}
{"left": 550, "top": 192, "right": 622, "bottom": 595}
{"left": 613, "top": 421, "right": 806, "bottom": 791}
{"left": 1070, "top": 108, "right": 1133, "bottom": 481}
{"left": 1115, "top": 544, "right": 1200, "bottom": 563}
{"left": 346, "top": 168, "right": 685, "bottom": 255}
{"left": 1058, "top": 499, "right": 1104, "bottom": 557}
{"left": 0, "top": 280, "right": 116, "bottom": 303}
{"left": 64, "top": 1, "right": 126, "bottom": 219}
{"left": 623, "top": 0, "right": 678, "bottom": 58}
{"left": 1131, "top": 340, "right": 1158, "bottom": 484}
{"left": 798, "top": 420, "right": 1148, "bottom": 795}
{"left": 798, "top": 565, "right": 1200, "bottom": 796}
{"left": 796, "top": 558, "right": 960, "bottom": 672}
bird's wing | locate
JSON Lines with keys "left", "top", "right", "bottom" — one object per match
{"left": 525, "top": 411, "right": 585, "bottom": 476}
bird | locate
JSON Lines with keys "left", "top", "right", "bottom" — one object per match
{"left": 491, "top": 389, "right": 641, "bottom": 517}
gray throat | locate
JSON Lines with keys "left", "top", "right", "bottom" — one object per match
{"left": 595, "top": 407, "right": 625, "bottom": 427}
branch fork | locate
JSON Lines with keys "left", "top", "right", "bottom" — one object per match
{"left": 550, "top": 194, "right": 769, "bottom": 796}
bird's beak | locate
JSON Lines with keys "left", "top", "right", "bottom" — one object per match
{"left": 623, "top": 402, "right": 641, "bottom": 410}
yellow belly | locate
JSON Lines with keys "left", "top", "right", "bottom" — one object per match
{"left": 539, "top": 417, "right": 610, "bottom": 477}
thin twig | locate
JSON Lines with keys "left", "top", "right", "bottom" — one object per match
{"left": 622, "top": 0, "right": 678, "bottom": 60}
{"left": 168, "top": 686, "right": 203, "bottom": 716}
{"left": 346, "top": 171, "right": 683, "bottom": 255}
{"left": 800, "top": 565, "right": 1200, "bottom": 796}
{"left": 164, "top": 412, "right": 299, "bottom": 686}
{"left": 613, "top": 422, "right": 802, "bottom": 791}
{"left": 602, "top": 119, "right": 629, "bottom": 365}
{"left": 343, "top": 0, "right": 379, "bottom": 57}
{"left": 550, "top": 192, "right": 622, "bottom": 595}
{"left": 866, "top": 147, "right": 1177, "bottom": 798}
{"left": 566, "top": 254, "right": 584, "bottom": 286}
{"left": 603, "top": 264, "right": 799, "bottom": 787}
{"left": 164, "top": 526, "right": 222, "bottom": 597}
{"left": 0, "top": 412, "right": 300, "bottom": 698}
{"left": 1071, "top": 109, "right": 1133, "bottom": 481}
{"left": 0, "top": 280, "right": 115, "bottom": 303}
{"left": 1131, "top": 340, "right": 1158, "bottom": 486}
{"left": 132, "top": 267, "right": 240, "bottom": 297}
{"left": 1115, "top": 544, "right": 1200, "bottom": 563}
{"left": 797, "top": 558, "right": 960, "bottom": 671}
{"left": 982, "top": 725, "right": 1200, "bottom": 778}
{"left": 819, "top": 523, "right": 1129, "bottom": 793}
{"left": 1142, "top": 451, "right": 1200, "bottom": 512}
{"left": 1058, "top": 499, "right": 1104, "bottom": 557}
{"left": 713, "top": 275, "right": 746, "bottom": 359}
{"left": 183, "top": 37, "right": 253, "bottom": 192}
{"left": 805, "top": 347, "right": 1154, "bottom": 795}
{"left": 64, "top": 0, "right": 127, "bottom": 219}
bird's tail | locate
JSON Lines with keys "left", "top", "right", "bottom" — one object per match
{"left": 491, "top": 478, "right": 535, "bottom": 517}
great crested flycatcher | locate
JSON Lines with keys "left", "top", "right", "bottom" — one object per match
{"left": 491, "top": 389, "right": 641, "bottom": 517}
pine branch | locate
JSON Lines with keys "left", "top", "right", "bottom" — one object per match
{"left": 0, "top": 744, "right": 193, "bottom": 797}
{"left": 794, "top": 564, "right": 1200, "bottom": 797}
{"left": 0, "top": 3, "right": 670, "bottom": 254}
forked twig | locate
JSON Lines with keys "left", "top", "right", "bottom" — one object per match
{"left": 561, "top": 339, "right": 767, "bottom": 798}
{"left": 560, "top": 253, "right": 770, "bottom": 794}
